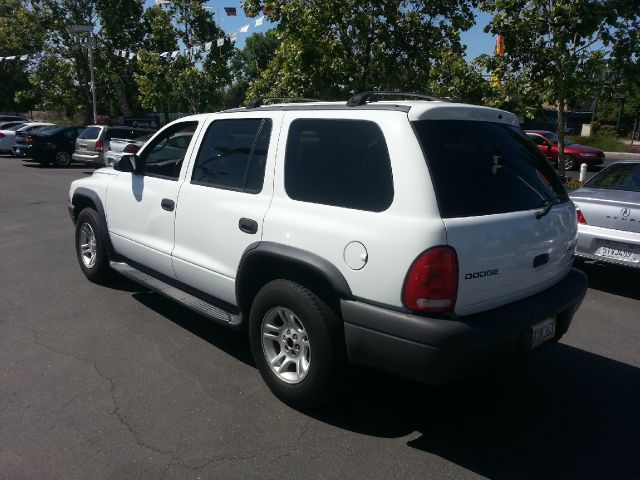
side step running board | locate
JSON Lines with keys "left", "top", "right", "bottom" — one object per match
{"left": 110, "top": 261, "right": 242, "bottom": 327}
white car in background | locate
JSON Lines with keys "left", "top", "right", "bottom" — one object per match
{"left": 0, "top": 122, "right": 56, "bottom": 154}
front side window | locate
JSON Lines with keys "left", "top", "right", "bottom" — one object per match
{"left": 413, "top": 120, "right": 568, "bottom": 218}
{"left": 527, "top": 134, "right": 546, "bottom": 146}
{"left": 139, "top": 121, "right": 198, "bottom": 179}
{"left": 284, "top": 119, "right": 394, "bottom": 212}
{"left": 191, "top": 118, "right": 272, "bottom": 192}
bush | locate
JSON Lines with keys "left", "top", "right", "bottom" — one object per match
{"left": 567, "top": 135, "right": 629, "bottom": 152}
{"left": 598, "top": 125, "right": 618, "bottom": 137}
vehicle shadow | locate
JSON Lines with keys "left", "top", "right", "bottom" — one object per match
{"left": 122, "top": 286, "right": 640, "bottom": 478}
{"left": 131, "top": 291, "right": 254, "bottom": 367}
{"left": 22, "top": 162, "right": 94, "bottom": 170}
{"left": 575, "top": 260, "right": 640, "bottom": 301}
{"left": 313, "top": 344, "right": 640, "bottom": 479}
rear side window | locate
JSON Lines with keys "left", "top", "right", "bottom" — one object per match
{"left": 413, "top": 120, "right": 567, "bottom": 218}
{"left": 78, "top": 126, "right": 101, "bottom": 140}
{"left": 284, "top": 119, "right": 393, "bottom": 212}
{"left": 191, "top": 118, "right": 271, "bottom": 193}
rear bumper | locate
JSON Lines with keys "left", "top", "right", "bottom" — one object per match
{"left": 342, "top": 268, "right": 588, "bottom": 385}
{"left": 72, "top": 152, "right": 102, "bottom": 164}
{"left": 575, "top": 223, "right": 640, "bottom": 268}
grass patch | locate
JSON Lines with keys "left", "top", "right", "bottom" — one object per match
{"left": 567, "top": 135, "right": 629, "bottom": 152}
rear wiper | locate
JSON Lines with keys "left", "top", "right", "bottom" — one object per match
{"left": 535, "top": 199, "right": 554, "bottom": 219}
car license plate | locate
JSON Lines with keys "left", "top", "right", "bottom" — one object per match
{"left": 15, "top": 148, "right": 20, "bottom": 154}
{"left": 531, "top": 318, "right": 556, "bottom": 349}
{"left": 597, "top": 241, "right": 637, "bottom": 262}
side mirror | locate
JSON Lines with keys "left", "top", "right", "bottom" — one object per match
{"left": 114, "top": 153, "right": 144, "bottom": 174}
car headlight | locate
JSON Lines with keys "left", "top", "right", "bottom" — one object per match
{"left": 579, "top": 152, "right": 597, "bottom": 157}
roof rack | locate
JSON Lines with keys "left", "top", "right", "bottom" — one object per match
{"left": 246, "top": 97, "right": 322, "bottom": 109}
{"left": 346, "top": 91, "right": 447, "bottom": 107}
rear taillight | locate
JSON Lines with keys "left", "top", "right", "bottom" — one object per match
{"left": 576, "top": 208, "right": 587, "bottom": 224}
{"left": 123, "top": 143, "right": 140, "bottom": 154}
{"left": 402, "top": 246, "right": 458, "bottom": 314}
{"left": 0, "top": 133, "right": 4, "bottom": 139}
{"left": 95, "top": 139, "right": 104, "bottom": 152}
{"left": 26, "top": 136, "right": 34, "bottom": 145}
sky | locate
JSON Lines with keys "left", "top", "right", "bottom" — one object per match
{"left": 143, "top": 0, "right": 497, "bottom": 58}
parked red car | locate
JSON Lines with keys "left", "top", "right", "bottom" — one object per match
{"left": 525, "top": 130, "right": 605, "bottom": 170}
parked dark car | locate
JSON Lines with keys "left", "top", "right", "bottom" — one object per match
{"left": 526, "top": 130, "right": 605, "bottom": 170}
{"left": 16, "top": 126, "right": 86, "bottom": 167}
{"left": 0, "top": 115, "right": 29, "bottom": 122}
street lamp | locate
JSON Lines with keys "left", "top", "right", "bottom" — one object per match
{"left": 67, "top": 24, "right": 97, "bottom": 124}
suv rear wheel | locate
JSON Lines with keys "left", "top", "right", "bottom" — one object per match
{"left": 249, "top": 279, "right": 346, "bottom": 409}
{"left": 75, "top": 207, "right": 112, "bottom": 283}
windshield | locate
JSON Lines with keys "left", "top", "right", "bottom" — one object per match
{"left": 413, "top": 120, "right": 568, "bottom": 218}
{"left": 584, "top": 163, "right": 640, "bottom": 193}
{"left": 7, "top": 123, "right": 27, "bottom": 131}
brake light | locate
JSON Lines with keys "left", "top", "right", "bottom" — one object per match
{"left": 123, "top": 143, "right": 140, "bottom": 154}
{"left": 402, "top": 246, "right": 458, "bottom": 314}
{"left": 576, "top": 208, "right": 587, "bottom": 224}
{"left": 95, "top": 139, "right": 104, "bottom": 152}
{"left": 26, "top": 136, "right": 34, "bottom": 145}
{"left": 0, "top": 133, "right": 4, "bottom": 139}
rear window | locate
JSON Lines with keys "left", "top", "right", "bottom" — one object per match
{"left": 7, "top": 123, "right": 26, "bottom": 131}
{"left": 584, "top": 163, "right": 640, "bottom": 193}
{"left": 413, "top": 120, "right": 567, "bottom": 218}
{"left": 106, "top": 128, "right": 154, "bottom": 140}
{"left": 284, "top": 119, "right": 394, "bottom": 212}
{"left": 78, "top": 126, "right": 102, "bottom": 140}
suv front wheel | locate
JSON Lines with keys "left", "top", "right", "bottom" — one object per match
{"left": 74, "top": 207, "right": 112, "bottom": 283}
{"left": 249, "top": 279, "right": 346, "bottom": 409}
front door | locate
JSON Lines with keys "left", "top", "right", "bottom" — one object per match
{"left": 171, "top": 113, "right": 281, "bottom": 305}
{"left": 105, "top": 120, "right": 201, "bottom": 278}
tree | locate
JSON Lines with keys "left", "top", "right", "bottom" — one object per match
{"left": 227, "top": 31, "right": 280, "bottom": 106}
{"left": 0, "top": 0, "right": 48, "bottom": 113}
{"left": 242, "top": 0, "right": 476, "bottom": 100}
{"left": 480, "top": 0, "right": 640, "bottom": 176}
{"left": 136, "top": 1, "right": 232, "bottom": 114}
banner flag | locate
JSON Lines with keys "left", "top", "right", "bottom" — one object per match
{"left": 20, "top": 54, "right": 29, "bottom": 61}
{"left": 230, "top": 32, "right": 238, "bottom": 41}
{"left": 128, "top": 52, "right": 136, "bottom": 59}
{"left": 217, "top": 38, "right": 224, "bottom": 47}
{"left": 171, "top": 50, "right": 179, "bottom": 58}
{"left": 239, "top": 24, "right": 249, "bottom": 33}
{"left": 255, "top": 16, "right": 265, "bottom": 27}
{"left": 204, "top": 41, "right": 213, "bottom": 51}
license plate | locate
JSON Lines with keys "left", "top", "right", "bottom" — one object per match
{"left": 597, "top": 241, "right": 637, "bottom": 262}
{"left": 15, "top": 148, "right": 20, "bottom": 154}
{"left": 531, "top": 318, "right": 556, "bottom": 349}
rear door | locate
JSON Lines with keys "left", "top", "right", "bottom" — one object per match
{"left": 413, "top": 119, "right": 576, "bottom": 316}
{"left": 171, "top": 113, "right": 281, "bottom": 305}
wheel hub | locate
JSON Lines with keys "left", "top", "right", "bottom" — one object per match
{"left": 261, "top": 307, "right": 311, "bottom": 384}
{"left": 79, "top": 223, "right": 97, "bottom": 268}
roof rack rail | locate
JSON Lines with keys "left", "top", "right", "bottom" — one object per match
{"left": 346, "top": 91, "right": 447, "bottom": 107}
{"left": 246, "top": 97, "right": 322, "bottom": 109}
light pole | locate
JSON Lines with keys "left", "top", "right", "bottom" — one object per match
{"left": 67, "top": 24, "right": 97, "bottom": 124}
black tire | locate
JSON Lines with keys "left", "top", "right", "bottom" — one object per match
{"left": 562, "top": 154, "right": 576, "bottom": 171}
{"left": 54, "top": 150, "right": 72, "bottom": 167}
{"left": 74, "top": 207, "right": 113, "bottom": 283}
{"left": 249, "top": 279, "right": 346, "bottom": 409}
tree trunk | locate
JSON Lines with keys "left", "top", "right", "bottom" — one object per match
{"left": 557, "top": 97, "right": 566, "bottom": 179}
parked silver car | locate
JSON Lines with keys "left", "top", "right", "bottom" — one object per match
{"left": 73, "top": 126, "right": 156, "bottom": 166}
{"left": 570, "top": 160, "right": 640, "bottom": 268}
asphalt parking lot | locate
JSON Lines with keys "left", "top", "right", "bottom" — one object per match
{"left": 1, "top": 154, "right": 639, "bottom": 480}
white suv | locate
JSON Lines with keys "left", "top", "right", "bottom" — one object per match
{"left": 68, "top": 93, "right": 588, "bottom": 408}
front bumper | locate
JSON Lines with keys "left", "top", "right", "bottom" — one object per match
{"left": 576, "top": 223, "right": 640, "bottom": 268}
{"left": 342, "top": 268, "right": 588, "bottom": 385}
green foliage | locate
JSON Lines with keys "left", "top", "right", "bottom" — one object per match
{"left": 0, "top": 0, "right": 48, "bottom": 112}
{"left": 242, "top": 0, "right": 477, "bottom": 100}
{"left": 480, "top": 0, "right": 640, "bottom": 174}
{"left": 567, "top": 135, "right": 629, "bottom": 152}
